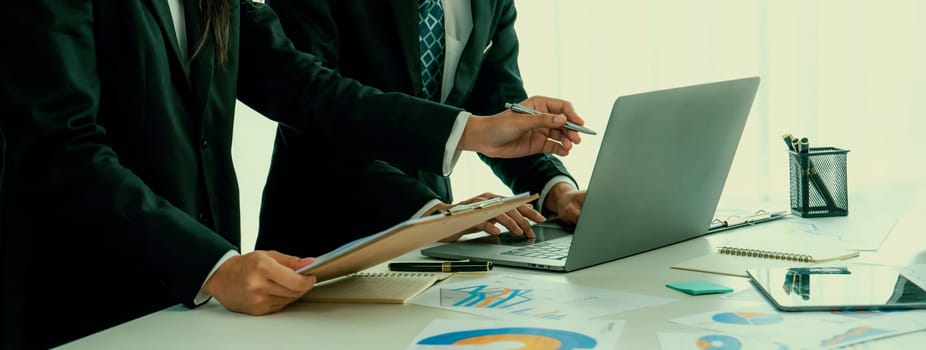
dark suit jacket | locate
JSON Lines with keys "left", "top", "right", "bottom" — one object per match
{"left": 0, "top": 1, "right": 462, "bottom": 348}
{"left": 257, "top": 0, "right": 575, "bottom": 257}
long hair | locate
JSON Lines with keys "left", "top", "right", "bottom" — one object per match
{"left": 191, "top": 0, "right": 230, "bottom": 69}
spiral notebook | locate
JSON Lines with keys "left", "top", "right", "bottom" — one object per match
{"left": 301, "top": 271, "right": 454, "bottom": 304}
{"left": 671, "top": 234, "right": 860, "bottom": 278}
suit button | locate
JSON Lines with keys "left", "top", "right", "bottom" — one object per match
{"left": 201, "top": 135, "right": 208, "bottom": 149}
{"left": 199, "top": 211, "right": 209, "bottom": 223}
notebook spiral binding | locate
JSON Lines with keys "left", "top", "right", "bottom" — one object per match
{"left": 717, "top": 246, "right": 814, "bottom": 263}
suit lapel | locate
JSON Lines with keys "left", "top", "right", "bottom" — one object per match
{"left": 143, "top": 0, "right": 193, "bottom": 88}
{"left": 183, "top": 0, "right": 215, "bottom": 120}
{"left": 391, "top": 0, "right": 423, "bottom": 95}
{"left": 445, "top": 0, "right": 490, "bottom": 105}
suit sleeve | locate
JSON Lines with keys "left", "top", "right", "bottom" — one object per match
{"left": 237, "top": 3, "right": 459, "bottom": 174}
{"left": 4, "top": 1, "right": 234, "bottom": 307}
{"left": 268, "top": 0, "right": 341, "bottom": 68}
{"left": 467, "top": 1, "right": 579, "bottom": 196}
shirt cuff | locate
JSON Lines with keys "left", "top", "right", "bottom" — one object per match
{"left": 193, "top": 249, "right": 239, "bottom": 306}
{"left": 537, "top": 176, "right": 579, "bottom": 213}
{"left": 443, "top": 111, "right": 471, "bottom": 176}
{"left": 411, "top": 198, "right": 445, "bottom": 219}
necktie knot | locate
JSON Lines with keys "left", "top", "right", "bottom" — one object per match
{"left": 418, "top": 0, "right": 445, "bottom": 102}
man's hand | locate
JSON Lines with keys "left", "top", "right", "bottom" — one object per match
{"left": 544, "top": 182, "right": 586, "bottom": 225}
{"left": 425, "top": 192, "right": 545, "bottom": 241}
{"left": 459, "top": 96, "right": 584, "bottom": 158}
{"left": 204, "top": 250, "right": 316, "bottom": 316}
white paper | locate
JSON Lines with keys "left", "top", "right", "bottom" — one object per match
{"left": 778, "top": 213, "right": 898, "bottom": 251}
{"left": 899, "top": 264, "right": 926, "bottom": 291}
{"left": 406, "top": 319, "right": 623, "bottom": 350}
{"left": 658, "top": 332, "right": 789, "bottom": 350}
{"left": 671, "top": 306, "right": 926, "bottom": 349}
{"left": 412, "top": 274, "right": 673, "bottom": 320}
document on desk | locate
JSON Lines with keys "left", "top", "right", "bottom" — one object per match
{"left": 658, "top": 332, "right": 795, "bottom": 350}
{"left": 899, "top": 264, "right": 926, "bottom": 290}
{"left": 406, "top": 319, "right": 624, "bottom": 350}
{"left": 670, "top": 305, "right": 926, "bottom": 350}
{"left": 411, "top": 274, "right": 673, "bottom": 320}
{"left": 672, "top": 224, "right": 861, "bottom": 278}
{"left": 783, "top": 212, "right": 899, "bottom": 251}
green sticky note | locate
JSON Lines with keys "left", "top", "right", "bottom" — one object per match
{"left": 666, "top": 281, "right": 733, "bottom": 295}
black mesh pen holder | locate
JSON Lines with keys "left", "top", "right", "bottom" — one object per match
{"left": 788, "top": 147, "right": 849, "bottom": 217}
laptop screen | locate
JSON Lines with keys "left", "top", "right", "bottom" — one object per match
{"left": 423, "top": 77, "right": 761, "bottom": 272}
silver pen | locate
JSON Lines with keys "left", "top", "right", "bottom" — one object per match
{"left": 504, "top": 103, "right": 597, "bottom": 135}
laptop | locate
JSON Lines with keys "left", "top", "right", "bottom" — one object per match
{"left": 422, "top": 76, "right": 761, "bottom": 272}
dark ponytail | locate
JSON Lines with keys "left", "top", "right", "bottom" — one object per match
{"left": 191, "top": 0, "right": 230, "bottom": 69}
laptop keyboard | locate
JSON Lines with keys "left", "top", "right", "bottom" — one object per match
{"left": 500, "top": 239, "right": 571, "bottom": 260}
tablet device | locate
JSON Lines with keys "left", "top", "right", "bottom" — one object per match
{"left": 746, "top": 265, "right": 926, "bottom": 311}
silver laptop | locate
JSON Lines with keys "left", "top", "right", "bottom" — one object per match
{"left": 422, "top": 77, "right": 761, "bottom": 271}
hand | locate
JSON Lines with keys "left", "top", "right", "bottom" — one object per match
{"left": 544, "top": 183, "right": 586, "bottom": 225}
{"left": 459, "top": 96, "right": 584, "bottom": 158}
{"left": 204, "top": 250, "right": 317, "bottom": 316}
{"left": 424, "top": 193, "right": 546, "bottom": 241}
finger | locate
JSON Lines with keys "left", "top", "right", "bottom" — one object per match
{"left": 263, "top": 280, "right": 309, "bottom": 299}
{"left": 558, "top": 135, "right": 574, "bottom": 151}
{"left": 522, "top": 112, "right": 568, "bottom": 132}
{"left": 546, "top": 127, "right": 565, "bottom": 142}
{"left": 561, "top": 206, "right": 582, "bottom": 224}
{"left": 549, "top": 99, "right": 585, "bottom": 126}
{"left": 459, "top": 195, "right": 490, "bottom": 205}
{"left": 440, "top": 231, "right": 465, "bottom": 242}
{"left": 506, "top": 208, "right": 536, "bottom": 238}
{"left": 564, "top": 128, "right": 582, "bottom": 145}
{"left": 292, "top": 257, "right": 315, "bottom": 270}
{"left": 516, "top": 204, "right": 545, "bottom": 223}
{"left": 257, "top": 255, "right": 317, "bottom": 294}
{"left": 542, "top": 138, "right": 570, "bottom": 156}
{"left": 423, "top": 202, "right": 452, "bottom": 216}
{"left": 267, "top": 273, "right": 316, "bottom": 298}
{"left": 493, "top": 213, "right": 522, "bottom": 235}
{"left": 548, "top": 114, "right": 567, "bottom": 128}
{"left": 526, "top": 96, "right": 586, "bottom": 126}
{"left": 264, "top": 250, "right": 311, "bottom": 270}
{"left": 547, "top": 127, "right": 579, "bottom": 147}
{"left": 245, "top": 273, "right": 309, "bottom": 301}
{"left": 473, "top": 221, "right": 501, "bottom": 235}
{"left": 574, "top": 191, "right": 587, "bottom": 207}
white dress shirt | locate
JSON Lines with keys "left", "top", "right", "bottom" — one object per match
{"left": 423, "top": 0, "right": 577, "bottom": 219}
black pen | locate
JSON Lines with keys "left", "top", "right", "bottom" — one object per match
{"left": 799, "top": 137, "right": 809, "bottom": 153}
{"left": 782, "top": 133, "right": 796, "bottom": 151}
{"left": 504, "top": 102, "right": 597, "bottom": 135}
{"left": 388, "top": 261, "right": 493, "bottom": 273}
{"left": 781, "top": 133, "right": 837, "bottom": 208}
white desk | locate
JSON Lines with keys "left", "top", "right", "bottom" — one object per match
{"left": 59, "top": 189, "right": 926, "bottom": 349}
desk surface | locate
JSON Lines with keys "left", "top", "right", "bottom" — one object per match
{"left": 59, "top": 189, "right": 926, "bottom": 349}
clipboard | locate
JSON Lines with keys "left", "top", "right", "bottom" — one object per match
{"left": 296, "top": 192, "right": 538, "bottom": 282}
{"left": 707, "top": 210, "right": 788, "bottom": 234}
